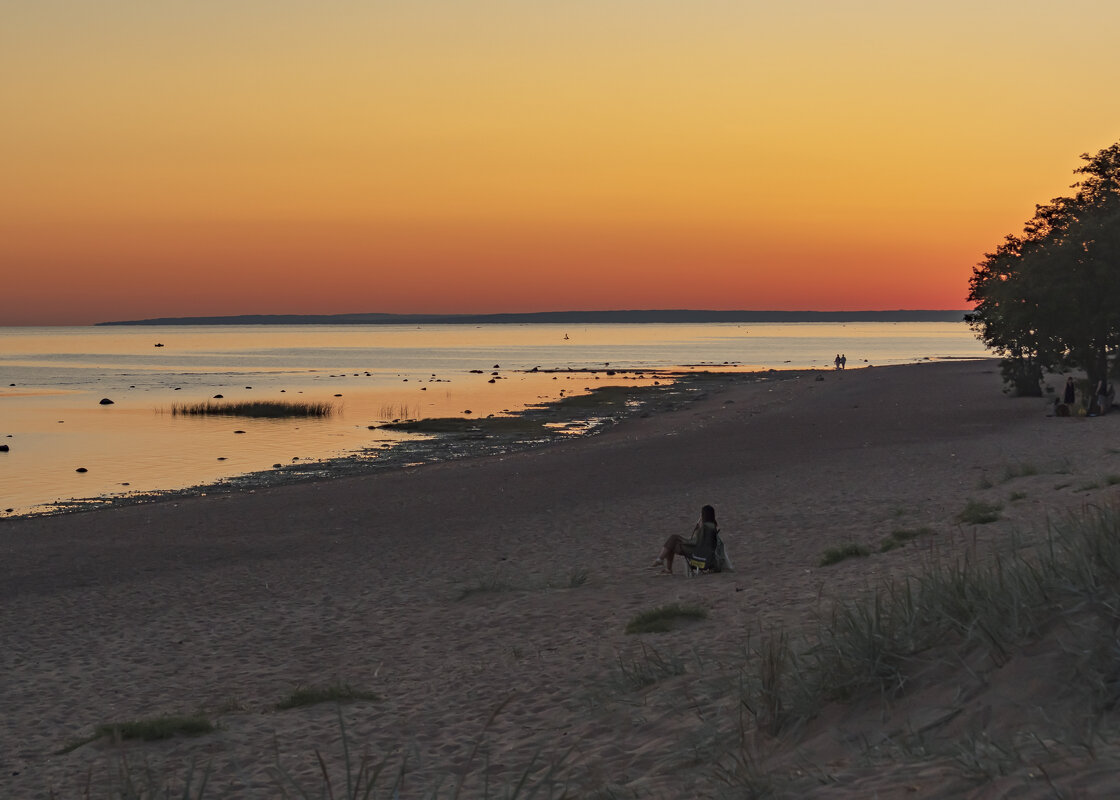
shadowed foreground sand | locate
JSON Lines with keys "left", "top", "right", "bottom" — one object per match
{"left": 5, "top": 360, "right": 1120, "bottom": 798}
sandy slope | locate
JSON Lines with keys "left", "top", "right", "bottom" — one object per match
{"left": 4, "top": 360, "right": 1120, "bottom": 798}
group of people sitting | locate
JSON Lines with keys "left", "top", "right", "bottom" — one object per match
{"left": 652, "top": 504, "right": 733, "bottom": 575}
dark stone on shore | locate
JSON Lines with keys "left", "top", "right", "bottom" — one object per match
{"left": 99, "top": 398, "right": 114, "bottom": 405}
{"left": 470, "top": 370, "right": 483, "bottom": 374}
{"left": 234, "top": 430, "right": 246, "bottom": 434}
{"left": 245, "top": 386, "right": 252, "bottom": 389}
{"left": 488, "top": 379, "right": 496, "bottom": 383}
{"left": 273, "top": 463, "right": 282, "bottom": 468}
{"left": 76, "top": 467, "right": 87, "bottom": 473}
{"left": 334, "top": 393, "right": 342, "bottom": 397}
{"left": 0, "top": 444, "right": 8, "bottom": 452}
{"left": 218, "top": 456, "right": 227, "bottom": 460}
{"left": 154, "top": 343, "right": 164, "bottom": 347}
{"left": 420, "top": 387, "right": 427, "bottom": 391}
{"left": 368, "top": 425, "right": 376, "bottom": 429}
{"left": 213, "top": 394, "right": 224, "bottom": 398}
{"left": 121, "top": 482, "right": 129, "bottom": 486}
{"left": 493, "top": 364, "right": 500, "bottom": 368}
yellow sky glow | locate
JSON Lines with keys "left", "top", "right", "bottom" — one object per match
{"left": 2, "top": 1, "right": 1118, "bottom": 324}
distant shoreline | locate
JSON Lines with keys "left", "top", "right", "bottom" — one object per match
{"left": 96, "top": 309, "right": 969, "bottom": 326}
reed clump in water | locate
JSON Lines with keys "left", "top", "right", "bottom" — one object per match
{"left": 170, "top": 400, "right": 336, "bottom": 418}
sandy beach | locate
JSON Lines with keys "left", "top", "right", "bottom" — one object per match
{"left": 5, "top": 359, "right": 1120, "bottom": 799}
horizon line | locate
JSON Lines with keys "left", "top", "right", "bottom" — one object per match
{"left": 95, "top": 308, "right": 971, "bottom": 326}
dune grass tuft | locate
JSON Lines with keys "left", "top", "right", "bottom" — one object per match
{"left": 276, "top": 683, "right": 379, "bottom": 710}
{"left": 95, "top": 713, "right": 214, "bottom": 742}
{"left": 1001, "top": 462, "right": 1039, "bottom": 482}
{"left": 819, "top": 542, "right": 871, "bottom": 566}
{"left": 625, "top": 603, "right": 708, "bottom": 634}
{"left": 738, "top": 505, "right": 1120, "bottom": 746}
{"left": 171, "top": 400, "right": 336, "bottom": 418}
{"left": 955, "top": 498, "right": 1002, "bottom": 525}
{"left": 880, "top": 527, "right": 934, "bottom": 552}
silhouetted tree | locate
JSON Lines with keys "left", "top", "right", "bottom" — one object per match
{"left": 967, "top": 142, "right": 1120, "bottom": 396}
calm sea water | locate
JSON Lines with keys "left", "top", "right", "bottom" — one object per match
{"left": 0, "top": 322, "right": 986, "bottom": 516}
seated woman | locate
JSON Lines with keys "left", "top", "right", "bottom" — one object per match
{"left": 653, "top": 504, "right": 727, "bottom": 574}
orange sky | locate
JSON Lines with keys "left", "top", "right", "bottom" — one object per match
{"left": 3, "top": 1, "right": 1118, "bottom": 325}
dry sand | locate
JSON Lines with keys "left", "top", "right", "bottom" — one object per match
{"left": 4, "top": 359, "right": 1120, "bottom": 798}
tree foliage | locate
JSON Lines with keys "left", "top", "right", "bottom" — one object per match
{"left": 967, "top": 142, "right": 1120, "bottom": 396}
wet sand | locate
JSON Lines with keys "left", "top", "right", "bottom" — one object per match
{"left": 5, "top": 359, "right": 1120, "bottom": 798}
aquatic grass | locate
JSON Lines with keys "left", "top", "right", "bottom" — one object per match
{"left": 625, "top": 603, "right": 708, "bottom": 634}
{"left": 276, "top": 683, "right": 379, "bottom": 710}
{"left": 818, "top": 542, "right": 871, "bottom": 566}
{"left": 378, "top": 401, "right": 418, "bottom": 421}
{"left": 171, "top": 400, "right": 336, "bottom": 418}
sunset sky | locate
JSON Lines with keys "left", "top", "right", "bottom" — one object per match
{"left": 3, "top": 1, "right": 1118, "bottom": 325}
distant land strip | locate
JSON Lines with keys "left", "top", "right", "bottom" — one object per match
{"left": 97, "top": 310, "right": 969, "bottom": 326}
